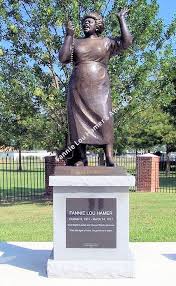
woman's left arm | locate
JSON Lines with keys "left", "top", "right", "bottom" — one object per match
{"left": 117, "top": 8, "right": 133, "bottom": 49}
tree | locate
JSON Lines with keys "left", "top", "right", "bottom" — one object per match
{"left": 163, "top": 62, "right": 176, "bottom": 152}
{"left": 117, "top": 44, "right": 176, "bottom": 152}
{"left": 0, "top": 0, "right": 175, "bottom": 153}
{"left": 109, "top": 1, "right": 176, "bottom": 152}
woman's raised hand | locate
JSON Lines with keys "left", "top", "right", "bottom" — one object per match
{"left": 117, "top": 8, "right": 129, "bottom": 19}
{"left": 66, "top": 21, "right": 75, "bottom": 36}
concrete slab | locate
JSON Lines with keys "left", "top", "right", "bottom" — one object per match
{"left": 0, "top": 242, "right": 176, "bottom": 286}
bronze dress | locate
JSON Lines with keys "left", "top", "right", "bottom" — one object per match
{"left": 67, "top": 36, "right": 122, "bottom": 145}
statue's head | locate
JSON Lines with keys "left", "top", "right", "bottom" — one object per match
{"left": 82, "top": 12, "right": 104, "bottom": 36}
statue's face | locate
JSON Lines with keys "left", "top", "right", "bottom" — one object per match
{"left": 82, "top": 17, "right": 97, "bottom": 36}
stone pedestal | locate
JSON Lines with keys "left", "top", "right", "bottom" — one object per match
{"left": 47, "top": 166, "right": 135, "bottom": 278}
{"left": 136, "top": 154, "right": 159, "bottom": 192}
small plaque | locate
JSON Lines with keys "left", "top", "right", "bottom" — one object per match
{"left": 66, "top": 198, "right": 116, "bottom": 248}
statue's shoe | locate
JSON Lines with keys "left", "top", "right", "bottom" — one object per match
{"left": 74, "top": 159, "right": 88, "bottom": 167}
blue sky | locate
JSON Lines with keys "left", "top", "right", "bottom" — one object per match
{"left": 158, "top": 0, "right": 176, "bottom": 24}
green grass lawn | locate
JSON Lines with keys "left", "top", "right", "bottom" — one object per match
{"left": 0, "top": 201, "right": 53, "bottom": 241}
{"left": 0, "top": 193, "right": 176, "bottom": 241}
{"left": 130, "top": 192, "right": 176, "bottom": 241}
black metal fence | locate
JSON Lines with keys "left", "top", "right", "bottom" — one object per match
{"left": 89, "top": 154, "right": 176, "bottom": 192}
{"left": 158, "top": 158, "right": 176, "bottom": 193}
{"left": 0, "top": 157, "right": 45, "bottom": 202}
{"left": 0, "top": 155, "right": 176, "bottom": 202}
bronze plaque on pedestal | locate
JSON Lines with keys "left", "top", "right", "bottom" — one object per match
{"left": 66, "top": 198, "right": 116, "bottom": 248}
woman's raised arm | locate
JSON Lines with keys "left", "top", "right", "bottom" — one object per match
{"left": 59, "top": 21, "right": 74, "bottom": 64}
{"left": 117, "top": 8, "right": 133, "bottom": 49}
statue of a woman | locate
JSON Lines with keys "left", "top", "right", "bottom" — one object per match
{"left": 59, "top": 9, "right": 133, "bottom": 166}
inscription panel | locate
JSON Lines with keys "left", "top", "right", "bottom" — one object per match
{"left": 66, "top": 198, "right": 116, "bottom": 248}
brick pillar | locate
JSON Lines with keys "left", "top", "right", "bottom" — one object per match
{"left": 45, "top": 156, "right": 66, "bottom": 196}
{"left": 45, "top": 156, "right": 56, "bottom": 196}
{"left": 136, "top": 154, "right": 159, "bottom": 192}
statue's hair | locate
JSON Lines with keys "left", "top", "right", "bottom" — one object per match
{"left": 82, "top": 12, "right": 104, "bottom": 34}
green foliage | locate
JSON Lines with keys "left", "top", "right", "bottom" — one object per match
{"left": 0, "top": 0, "right": 175, "bottom": 151}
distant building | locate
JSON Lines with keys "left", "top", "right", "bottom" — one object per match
{"left": 0, "top": 146, "right": 15, "bottom": 152}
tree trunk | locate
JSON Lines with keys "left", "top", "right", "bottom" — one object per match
{"left": 18, "top": 147, "right": 22, "bottom": 171}
{"left": 166, "top": 146, "right": 170, "bottom": 176}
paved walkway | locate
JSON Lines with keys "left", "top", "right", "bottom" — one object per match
{"left": 0, "top": 242, "right": 175, "bottom": 286}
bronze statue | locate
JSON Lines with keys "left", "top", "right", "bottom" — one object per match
{"left": 59, "top": 9, "right": 133, "bottom": 167}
